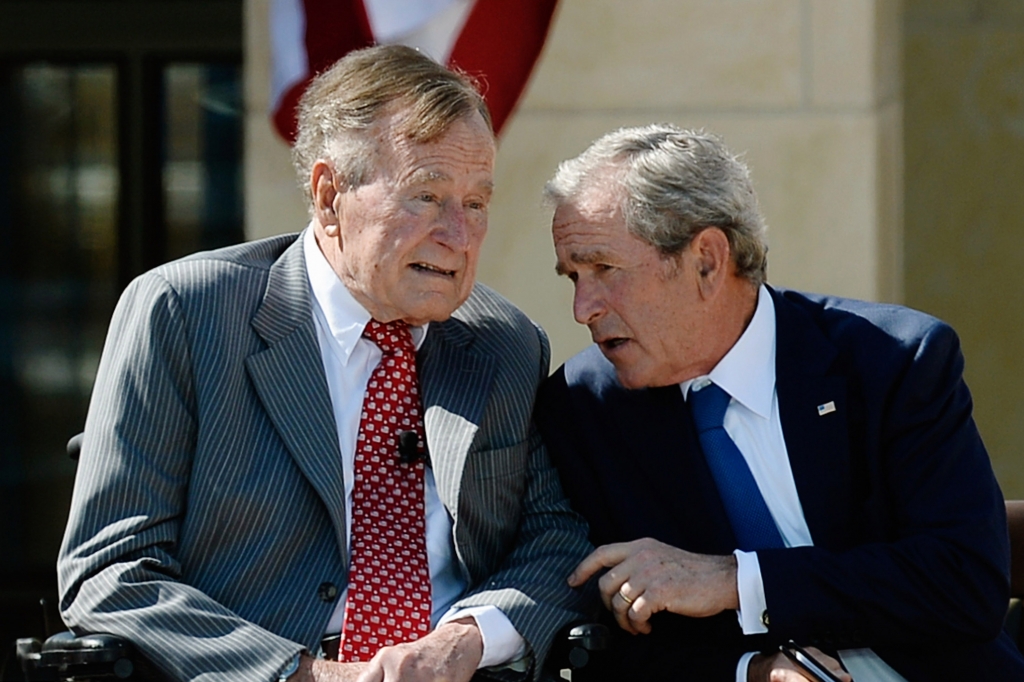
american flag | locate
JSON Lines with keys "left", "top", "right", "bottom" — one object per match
{"left": 269, "top": 0, "right": 559, "bottom": 142}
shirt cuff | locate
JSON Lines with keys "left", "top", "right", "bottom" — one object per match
{"left": 736, "top": 651, "right": 758, "bottom": 682}
{"left": 734, "top": 549, "right": 769, "bottom": 635}
{"left": 438, "top": 605, "right": 526, "bottom": 669}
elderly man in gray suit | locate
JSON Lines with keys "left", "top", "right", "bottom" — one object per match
{"left": 57, "top": 45, "right": 591, "bottom": 682}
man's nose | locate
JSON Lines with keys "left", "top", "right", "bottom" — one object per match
{"left": 573, "top": 281, "right": 605, "bottom": 326}
{"left": 433, "top": 202, "right": 470, "bottom": 250}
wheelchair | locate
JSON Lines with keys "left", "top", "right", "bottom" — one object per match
{"left": 12, "top": 434, "right": 609, "bottom": 681}
{"left": 16, "top": 623, "right": 607, "bottom": 682}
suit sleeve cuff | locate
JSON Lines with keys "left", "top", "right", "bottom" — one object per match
{"left": 439, "top": 605, "right": 526, "bottom": 668}
{"left": 734, "top": 549, "right": 769, "bottom": 635}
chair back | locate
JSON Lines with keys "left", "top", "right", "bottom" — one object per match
{"left": 1008, "top": 501, "right": 1024, "bottom": 597}
{"left": 1005, "top": 501, "right": 1024, "bottom": 650}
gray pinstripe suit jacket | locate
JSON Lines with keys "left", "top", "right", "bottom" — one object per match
{"left": 57, "top": 232, "right": 593, "bottom": 682}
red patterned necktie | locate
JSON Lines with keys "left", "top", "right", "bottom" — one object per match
{"left": 339, "top": 319, "right": 432, "bottom": 661}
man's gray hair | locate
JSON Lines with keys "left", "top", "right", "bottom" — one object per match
{"left": 292, "top": 44, "right": 492, "bottom": 210}
{"left": 544, "top": 124, "right": 768, "bottom": 285}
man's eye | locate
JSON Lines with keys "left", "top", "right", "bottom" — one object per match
{"left": 418, "top": 193, "right": 437, "bottom": 203}
{"left": 466, "top": 201, "right": 486, "bottom": 211}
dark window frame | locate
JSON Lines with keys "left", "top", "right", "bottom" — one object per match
{"left": 0, "top": 0, "right": 243, "bottom": 288}
{"left": 0, "top": 0, "right": 242, "bottom": 654}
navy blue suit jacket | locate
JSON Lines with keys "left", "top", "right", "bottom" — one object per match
{"left": 536, "top": 287, "right": 1024, "bottom": 680}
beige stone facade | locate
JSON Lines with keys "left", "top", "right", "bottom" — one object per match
{"left": 904, "top": 0, "right": 1024, "bottom": 495}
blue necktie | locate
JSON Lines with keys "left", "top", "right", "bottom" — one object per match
{"left": 689, "top": 382, "right": 785, "bottom": 551}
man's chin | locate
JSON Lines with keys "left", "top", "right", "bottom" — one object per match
{"left": 614, "top": 374, "right": 649, "bottom": 390}
{"left": 607, "top": 359, "right": 646, "bottom": 390}
{"left": 606, "top": 356, "right": 662, "bottom": 391}
{"left": 398, "top": 296, "right": 467, "bottom": 327}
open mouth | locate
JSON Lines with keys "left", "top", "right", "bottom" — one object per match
{"left": 411, "top": 262, "right": 456, "bottom": 277}
{"left": 599, "top": 337, "right": 629, "bottom": 351}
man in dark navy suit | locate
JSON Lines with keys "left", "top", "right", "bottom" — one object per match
{"left": 535, "top": 124, "right": 1024, "bottom": 681}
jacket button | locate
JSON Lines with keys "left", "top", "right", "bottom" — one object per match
{"left": 318, "top": 582, "right": 339, "bottom": 602}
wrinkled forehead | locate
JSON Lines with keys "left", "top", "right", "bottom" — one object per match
{"left": 553, "top": 179, "right": 625, "bottom": 237}
{"left": 381, "top": 108, "right": 494, "bottom": 158}
{"left": 562, "top": 162, "right": 628, "bottom": 215}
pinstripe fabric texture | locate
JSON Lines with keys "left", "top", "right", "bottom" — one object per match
{"left": 57, "top": 231, "right": 593, "bottom": 682}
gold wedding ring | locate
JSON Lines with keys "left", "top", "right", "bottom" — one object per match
{"left": 618, "top": 589, "right": 634, "bottom": 605}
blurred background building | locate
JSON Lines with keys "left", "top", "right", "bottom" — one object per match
{"left": 1, "top": 0, "right": 1022, "bottom": 661}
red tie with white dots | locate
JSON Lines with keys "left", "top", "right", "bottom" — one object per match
{"left": 339, "top": 319, "right": 432, "bottom": 661}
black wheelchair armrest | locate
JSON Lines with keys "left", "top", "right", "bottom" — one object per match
{"left": 20, "top": 623, "right": 610, "bottom": 681}
{"left": 543, "top": 622, "right": 610, "bottom": 681}
{"left": 18, "top": 631, "right": 138, "bottom": 681}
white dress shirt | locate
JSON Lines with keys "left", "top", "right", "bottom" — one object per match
{"left": 680, "top": 285, "right": 906, "bottom": 682}
{"left": 303, "top": 228, "right": 524, "bottom": 667}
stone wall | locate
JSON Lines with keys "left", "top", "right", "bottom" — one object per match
{"left": 905, "top": 0, "right": 1024, "bottom": 495}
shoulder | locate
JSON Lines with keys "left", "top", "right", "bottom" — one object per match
{"left": 772, "top": 287, "right": 964, "bottom": 386}
{"left": 562, "top": 345, "right": 618, "bottom": 393}
{"left": 122, "top": 234, "right": 299, "bottom": 309}
{"left": 446, "top": 282, "right": 547, "bottom": 361}
{"left": 539, "top": 344, "right": 631, "bottom": 418}
{"left": 113, "top": 233, "right": 301, "bottom": 333}
{"left": 148, "top": 233, "right": 299, "bottom": 293}
{"left": 777, "top": 287, "right": 944, "bottom": 332}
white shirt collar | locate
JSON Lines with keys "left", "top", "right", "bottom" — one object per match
{"left": 681, "top": 284, "right": 776, "bottom": 418}
{"left": 303, "top": 225, "right": 427, "bottom": 366}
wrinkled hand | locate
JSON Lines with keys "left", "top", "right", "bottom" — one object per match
{"left": 567, "top": 538, "right": 739, "bottom": 635}
{"left": 294, "top": 619, "right": 482, "bottom": 682}
{"left": 293, "top": 656, "right": 367, "bottom": 682}
{"left": 355, "top": 618, "right": 482, "bottom": 682}
{"left": 749, "top": 648, "right": 852, "bottom": 682}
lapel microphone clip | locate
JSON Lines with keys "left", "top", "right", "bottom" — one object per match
{"left": 397, "top": 430, "right": 428, "bottom": 464}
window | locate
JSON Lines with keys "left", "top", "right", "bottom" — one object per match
{"left": 0, "top": 0, "right": 242, "bottom": 652}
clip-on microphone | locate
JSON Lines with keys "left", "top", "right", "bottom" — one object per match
{"left": 397, "top": 430, "right": 427, "bottom": 464}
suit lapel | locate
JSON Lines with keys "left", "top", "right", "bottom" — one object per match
{"left": 245, "top": 235, "right": 349, "bottom": 561}
{"left": 771, "top": 288, "right": 853, "bottom": 547}
{"left": 417, "top": 317, "right": 495, "bottom": 516}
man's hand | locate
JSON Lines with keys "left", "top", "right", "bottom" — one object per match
{"left": 290, "top": 655, "right": 366, "bottom": 682}
{"left": 567, "top": 538, "right": 739, "bottom": 635}
{"left": 291, "top": 618, "right": 484, "bottom": 682}
{"left": 354, "top": 618, "right": 482, "bottom": 682}
{"left": 748, "top": 648, "right": 852, "bottom": 682}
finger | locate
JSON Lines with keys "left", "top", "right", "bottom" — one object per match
{"left": 617, "top": 580, "right": 637, "bottom": 605}
{"left": 597, "top": 567, "right": 628, "bottom": 611}
{"left": 354, "top": 661, "right": 384, "bottom": 682}
{"left": 627, "top": 593, "right": 653, "bottom": 635}
{"left": 819, "top": 660, "right": 852, "bottom": 682}
{"left": 610, "top": 590, "right": 639, "bottom": 635}
{"left": 568, "top": 543, "right": 633, "bottom": 586}
{"left": 768, "top": 671, "right": 807, "bottom": 682}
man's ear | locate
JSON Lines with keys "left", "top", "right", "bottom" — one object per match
{"left": 311, "top": 161, "right": 341, "bottom": 236}
{"left": 693, "top": 227, "right": 732, "bottom": 298}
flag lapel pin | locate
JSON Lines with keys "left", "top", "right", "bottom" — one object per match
{"left": 817, "top": 401, "right": 836, "bottom": 416}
